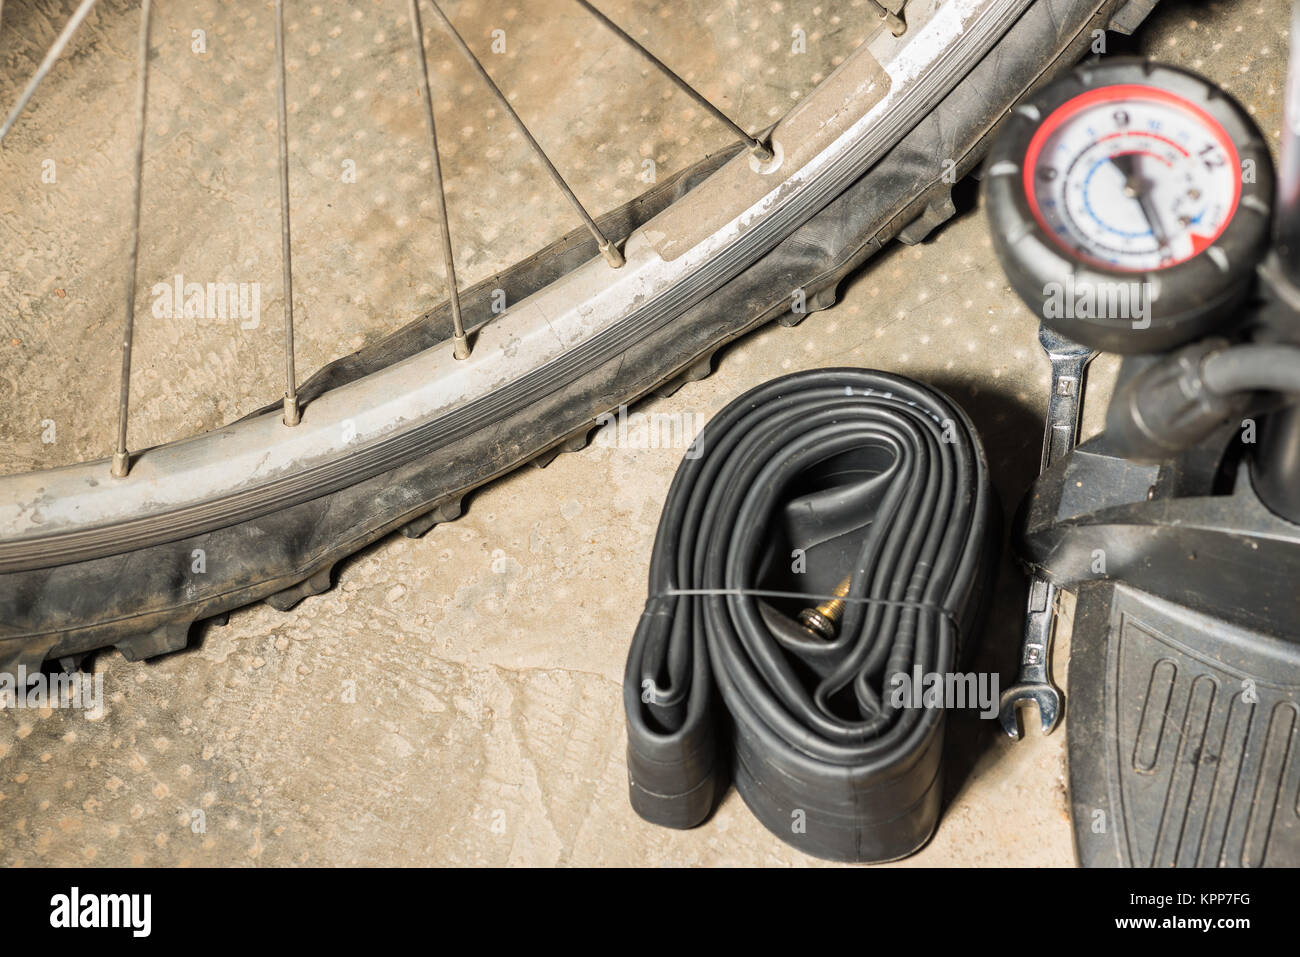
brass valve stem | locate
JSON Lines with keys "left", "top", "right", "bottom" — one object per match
{"left": 798, "top": 575, "right": 853, "bottom": 640}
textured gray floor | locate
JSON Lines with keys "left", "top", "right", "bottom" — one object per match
{"left": 0, "top": 0, "right": 1289, "bottom": 865}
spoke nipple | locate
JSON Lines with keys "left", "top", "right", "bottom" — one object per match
{"left": 452, "top": 332, "right": 472, "bottom": 360}
{"left": 748, "top": 139, "right": 774, "bottom": 162}
{"left": 111, "top": 450, "right": 131, "bottom": 478}
{"left": 283, "top": 393, "right": 301, "bottom": 427}
{"left": 599, "top": 240, "right": 626, "bottom": 269}
{"left": 883, "top": 12, "right": 906, "bottom": 37}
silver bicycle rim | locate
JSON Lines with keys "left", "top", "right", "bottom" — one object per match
{"left": 0, "top": 0, "right": 1032, "bottom": 573}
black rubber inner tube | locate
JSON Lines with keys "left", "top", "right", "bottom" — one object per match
{"left": 623, "top": 368, "right": 999, "bottom": 862}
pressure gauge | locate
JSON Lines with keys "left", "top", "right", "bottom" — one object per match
{"left": 984, "top": 59, "right": 1274, "bottom": 353}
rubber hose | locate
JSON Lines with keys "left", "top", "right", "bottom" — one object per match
{"left": 1202, "top": 344, "right": 1300, "bottom": 395}
{"left": 623, "top": 368, "right": 998, "bottom": 862}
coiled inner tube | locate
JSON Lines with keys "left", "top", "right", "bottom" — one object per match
{"left": 623, "top": 368, "right": 998, "bottom": 862}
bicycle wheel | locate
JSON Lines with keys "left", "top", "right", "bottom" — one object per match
{"left": 0, "top": 0, "right": 1159, "bottom": 674}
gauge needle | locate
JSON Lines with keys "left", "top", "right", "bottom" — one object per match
{"left": 1109, "top": 153, "right": 1173, "bottom": 259}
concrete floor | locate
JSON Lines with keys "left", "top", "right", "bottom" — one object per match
{"left": 0, "top": 0, "right": 1290, "bottom": 865}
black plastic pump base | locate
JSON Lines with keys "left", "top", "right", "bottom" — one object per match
{"left": 1068, "top": 581, "right": 1300, "bottom": 868}
{"left": 1021, "top": 426, "right": 1300, "bottom": 867}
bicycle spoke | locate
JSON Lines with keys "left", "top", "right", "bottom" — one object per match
{"left": 0, "top": 0, "right": 100, "bottom": 144}
{"left": 426, "top": 1, "right": 626, "bottom": 269}
{"left": 111, "top": 0, "right": 153, "bottom": 479}
{"left": 409, "top": 0, "right": 472, "bottom": 359}
{"left": 575, "top": 0, "right": 774, "bottom": 161}
{"left": 275, "top": 0, "right": 303, "bottom": 422}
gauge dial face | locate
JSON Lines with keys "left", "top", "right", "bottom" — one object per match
{"left": 1023, "top": 84, "right": 1242, "bottom": 272}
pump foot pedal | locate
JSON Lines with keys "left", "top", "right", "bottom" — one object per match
{"left": 1068, "top": 581, "right": 1300, "bottom": 867}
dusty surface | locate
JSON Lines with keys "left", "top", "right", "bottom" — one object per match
{"left": 0, "top": 0, "right": 870, "bottom": 468}
{"left": 0, "top": 0, "right": 1289, "bottom": 866}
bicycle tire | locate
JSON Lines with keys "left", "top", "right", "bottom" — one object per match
{"left": 0, "top": 0, "right": 1159, "bottom": 675}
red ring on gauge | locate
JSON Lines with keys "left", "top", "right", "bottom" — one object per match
{"left": 1021, "top": 83, "right": 1242, "bottom": 271}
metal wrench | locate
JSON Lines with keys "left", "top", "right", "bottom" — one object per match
{"left": 998, "top": 324, "right": 1094, "bottom": 739}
